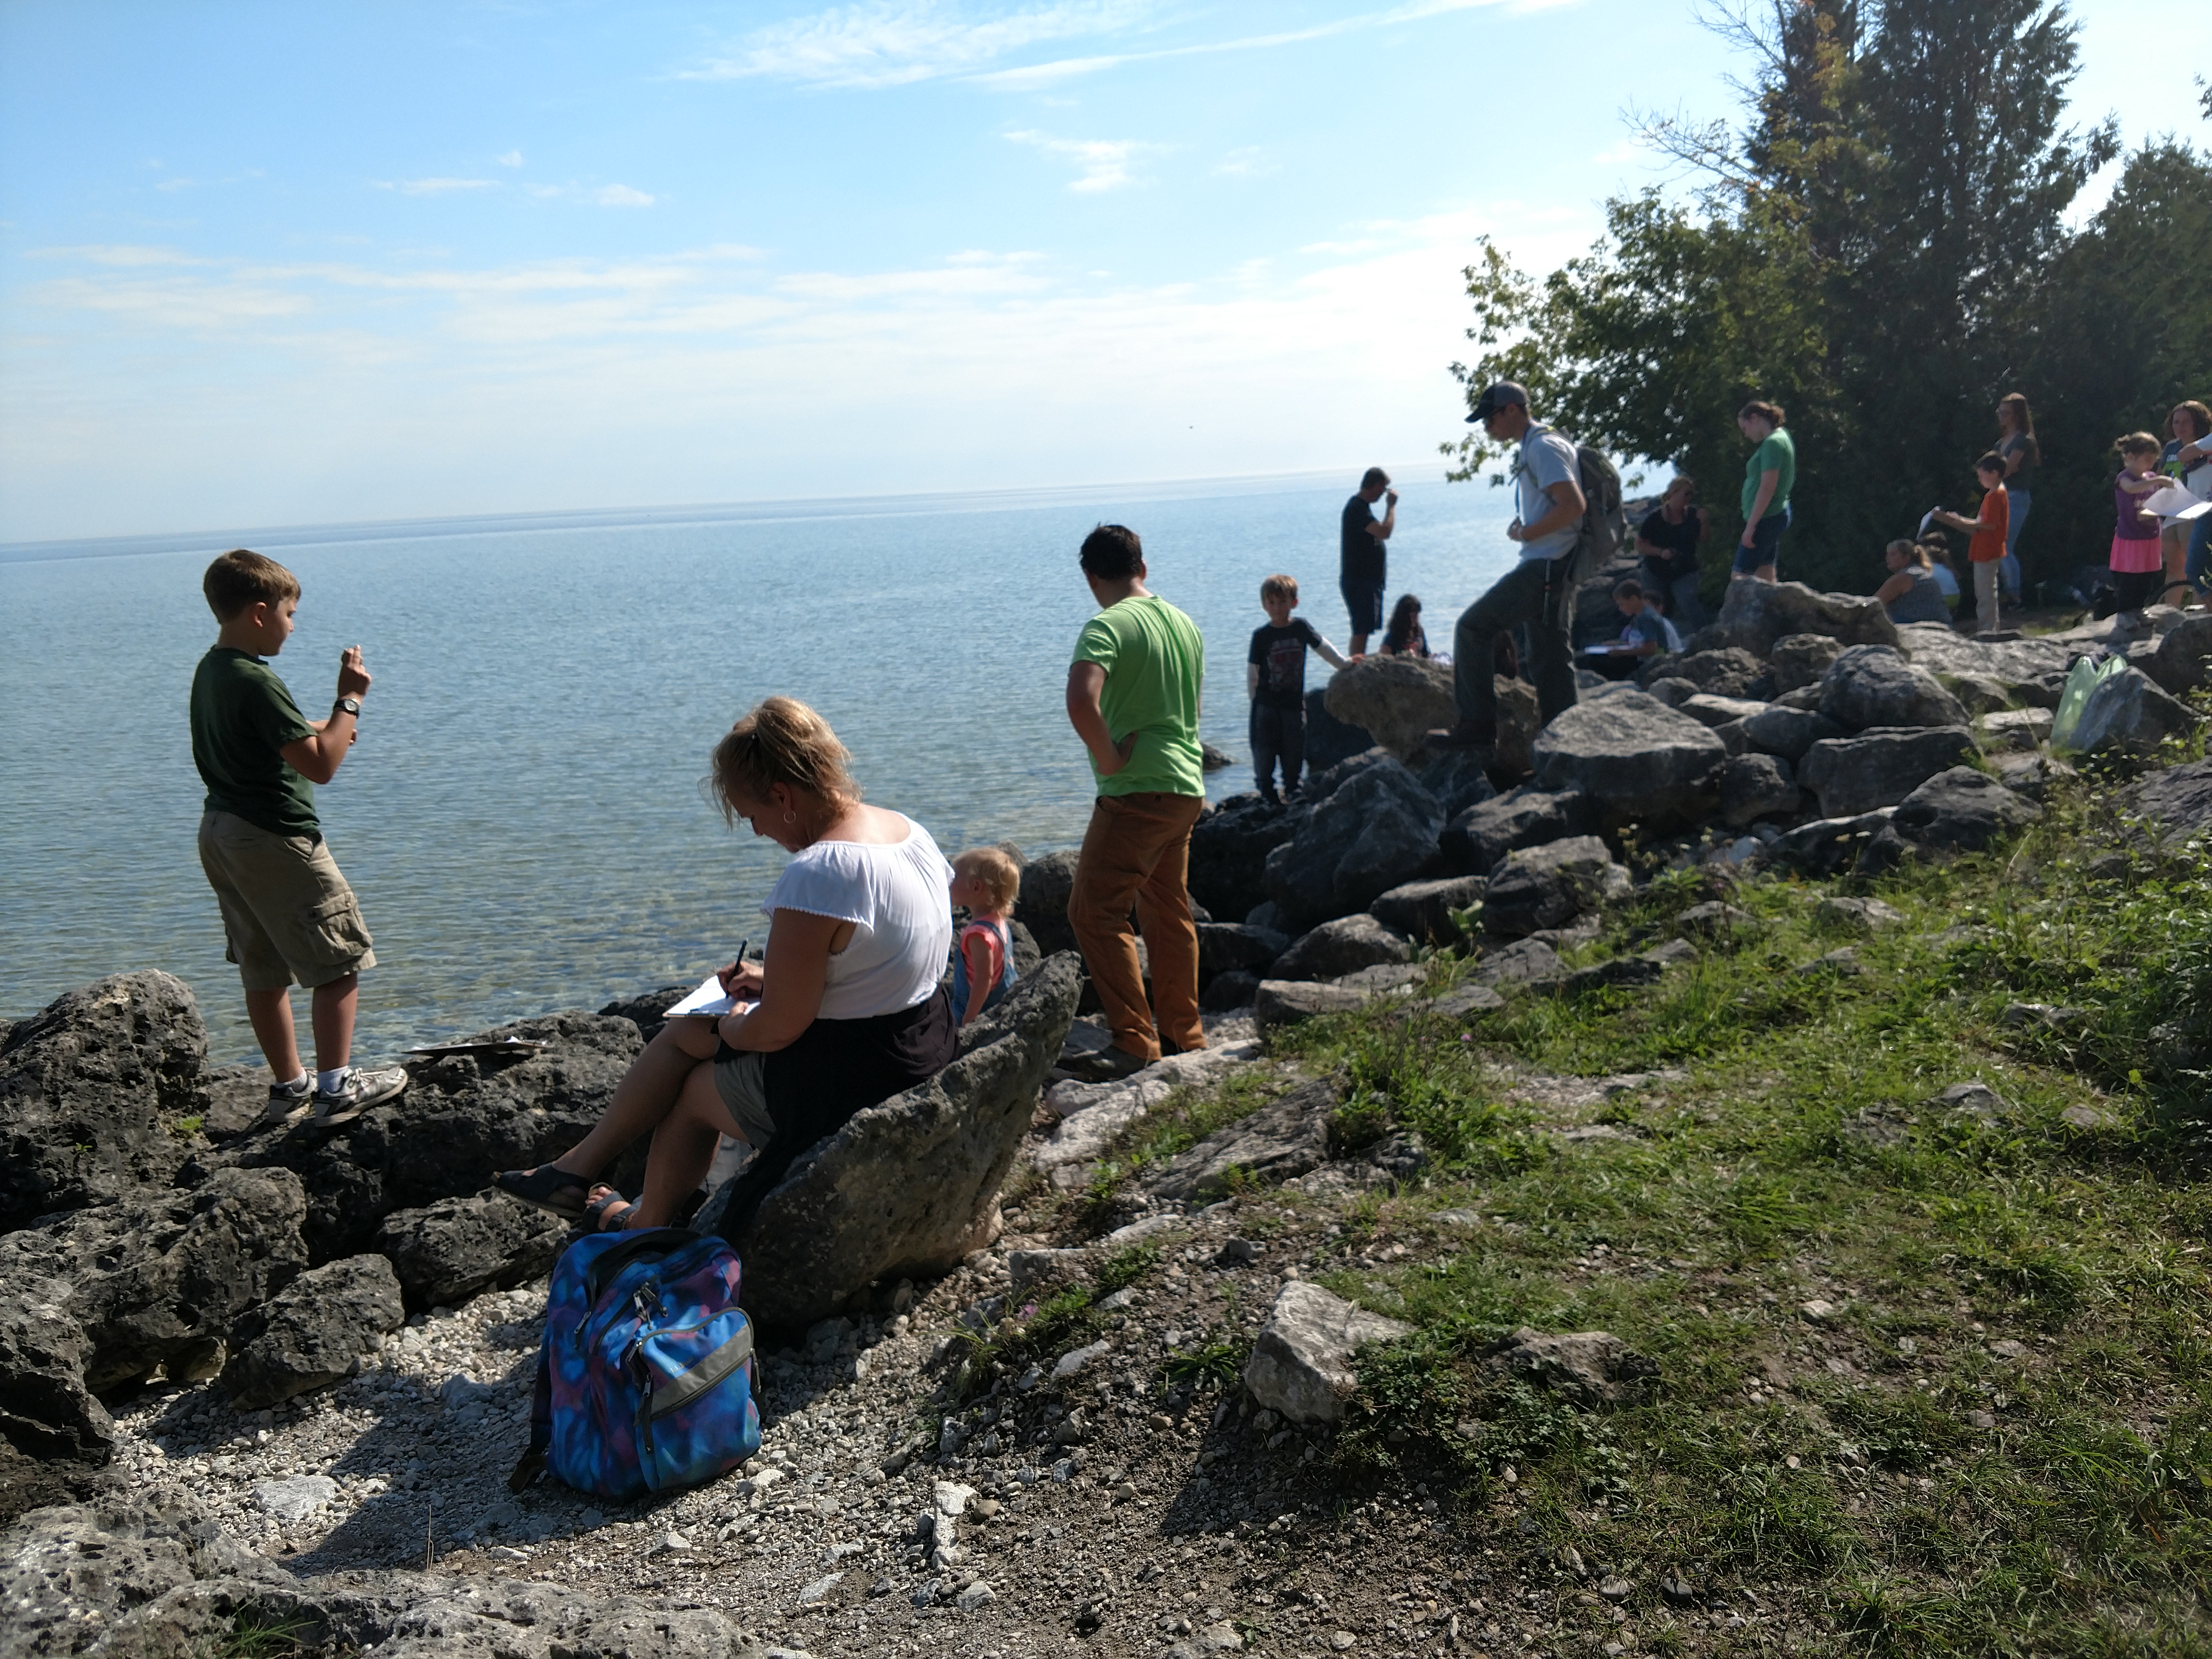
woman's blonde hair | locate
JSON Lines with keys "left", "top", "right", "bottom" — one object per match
{"left": 1886, "top": 538, "right": 1930, "bottom": 569}
{"left": 954, "top": 846, "right": 1022, "bottom": 911}
{"left": 710, "top": 696, "right": 857, "bottom": 822}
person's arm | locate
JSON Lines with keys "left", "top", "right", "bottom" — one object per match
{"left": 1247, "top": 663, "right": 1261, "bottom": 699}
{"left": 1740, "top": 470, "right": 1780, "bottom": 546}
{"left": 712, "top": 907, "right": 845, "bottom": 1053}
{"left": 1633, "top": 528, "right": 1668, "bottom": 559}
{"left": 2117, "top": 473, "right": 2162, "bottom": 497}
{"left": 1932, "top": 506, "right": 1988, "bottom": 532}
{"left": 1312, "top": 632, "right": 1352, "bottom": 671}
{"left": 1510, "top": 478, "right": 1586, "bottom": 546}
{"left": 277, "top": 647, "right": 372, "bottom": 785}
{"left": 957, "top": 929, "right": 997, "bottom": 1027}
{"left": 1874, "top": 572, "right": 1914, "bottom": 605}
{"left": 2003, "top": 445, "right": 2025, "bottom": 479}
{"left": 1368, "top": 490, "right": 1399, "bottom": 541}
{"left": 1066, "top": 661, "right": 1132, "bottom": 776}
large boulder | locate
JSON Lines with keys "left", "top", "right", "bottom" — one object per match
{"left": 1772, "top": 809, "right": 1898, "bottom": 875}
{"left": 708, "top": 955, "right": 1082, "bottom": 1327}
{"left": 1370, "top": 875, "right": 1487, "bottom": 945}
{"left": 1894, "top": 625, "right": 2073, "bottom": 707}
{"left": 1636, "top": 647, "right": 1766, "bottom": 699}
{"left": 2125, "top": 758, "right": 2212, "bottom": 848}
{"left": 1798, "top": 726, "right": 1977, "bottom": 818}
{"left": 1740, "top": 703, "right": 1847, "bottom": 762}
{"left": 1013, "top": 848, "right": 1080, "bottom": 958}
{"left": 1185, "top": 794, "right": 1298, "bottom": 924}
{"left": 1818, "top": 645, "right": 1971, "bottom": 731}
{"left": 1441, "top": 786, "right": 1596, "bottom": 875}
{"left": 1481, "top": 836, "right": 1631, "bottom": 938}
{"left": 242, "top": 1012, "right": 647, "bottom": 1263}
{"left": 0, "top": 1290, "right": 109, "bottom": 1462}
{"left": 2147, "top": 613, "right": 2212, "bottom": 695}
{"left": 1530, "top": 690, "right": 1728, "bottom": 826}
{"left": 373, "top": 1192, "right": 570, "bottom": 1310}
{"left": 1194, "top": 921, "right": 1289, "bottom": 976}
{"left": 221, "top": 1253, "right": 404, "bottom": 1410}
{"left": 1323, "top": 656, "right": 1457, "bottom": 761}
{"left": 1263, "top": 758, "right": 1446, "bottom": 930}
{"left": 1303, "top": 685, "right": 1375, "bottom": 771}
{"left": 0, "top": 972, "right": 205, "bottom": 1229}
{"left": 2061, "top": 666, "right": 2202, "bottom": 759}
{"left": 1697, "top": 579, "right": 1899, "bottom": 658}
{"left": 1418, "top": 748, "right": 1499, "bottom": 819}
{"left": 1144, "top": 1078, "right": 1341, "bottom": 1202}
{"left": 1770, "top": 633, "right": 1846, "bottom": 694}
{"left": 1858, "top": 767, "right": 2042, "bottom": 871}
{"left": 1254, "top": 979, "right": 1375, "bottom": 1031}
{"left": 1269, "top": 915, "right": 1413, "bottom": 982}
{"left": 1244, "top": 1281, "right": 1411, "bottom": 1425}
{"left": 1719, "top": 753, "right": 1801, "bottom": 827}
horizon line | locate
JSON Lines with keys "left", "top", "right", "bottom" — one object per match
{"left": 0, "top": 461, "right": 1459, "bottom": 566}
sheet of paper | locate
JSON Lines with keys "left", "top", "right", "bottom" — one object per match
{"left": 2140, "top": 484, "right": 2208, "bottom": 519}
{"left": 662, "top": 971, "right": 755, "bottom": 1020}
{"left": 1918, "top": 508, "right": 1939, "bottom": 536}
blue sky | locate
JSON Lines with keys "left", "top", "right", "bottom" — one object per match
{"left": 0, "top": 0, "right": 2199, "bottom": 543}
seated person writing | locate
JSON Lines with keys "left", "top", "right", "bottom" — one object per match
{"left": 494, "top": 696, "right": 957, "bottom": 1232}
{"left": 1597, "top": 578, "right": 1681, "bottom": 677}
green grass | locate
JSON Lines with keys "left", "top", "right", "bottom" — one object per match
{"left": 1253, "top": 748, "right": 2212, "bottom": 1654}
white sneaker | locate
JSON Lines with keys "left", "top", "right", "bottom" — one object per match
{"left": 312, "top": 1065, "right": 410, "bottom": 1123}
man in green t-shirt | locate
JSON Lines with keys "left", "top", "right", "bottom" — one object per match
{"left": 1062, "top": 524, "right": 1208, "bottom": 1082}
{"left": 191, "top": 548, "right": 408, "bottom": 1126}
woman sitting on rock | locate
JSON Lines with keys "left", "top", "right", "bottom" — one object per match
{"left": 494, "top": 696, "right": 957, "bottom": 1231}
{"left": 1875, "top": 539, "right": 1954, "bottom": 625}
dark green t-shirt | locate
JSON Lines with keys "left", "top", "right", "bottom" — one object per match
{"left": 191, "top": 647, "right": 320, "bottom": 839}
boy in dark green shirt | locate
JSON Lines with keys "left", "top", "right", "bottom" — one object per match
{"left": 191, "top": 548, "right": 406, "bottom": 1124}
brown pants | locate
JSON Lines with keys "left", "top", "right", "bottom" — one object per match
{"left": 1068, "top": 790, "right": 1206, "bottom": 1062}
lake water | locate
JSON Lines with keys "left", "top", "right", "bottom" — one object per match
{"left": 0, "top": 474, "right": 1518, "bottom": 1063}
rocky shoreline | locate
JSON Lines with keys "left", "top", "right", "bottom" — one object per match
{"left": 4, "top": 578, "right": 2209, "bottom": 1659}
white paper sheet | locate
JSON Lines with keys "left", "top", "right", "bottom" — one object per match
{"left": 662, "top": 971, "right": 756, "bottom": 1020}
{"left": 2140, "top": 484, "right": 2210, "bottom": 520}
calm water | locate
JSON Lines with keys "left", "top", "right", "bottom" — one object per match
{"left": 0, "top": 475, "right": 1517, "bottom": 1063}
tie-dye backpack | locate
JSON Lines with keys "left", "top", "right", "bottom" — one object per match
{"left": 509, "top": 1227, "right": 761, "bottom": 1501}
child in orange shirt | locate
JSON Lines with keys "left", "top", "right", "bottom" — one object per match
{"left": 1933, "top": 452, "right": 2011, "bottom": 633}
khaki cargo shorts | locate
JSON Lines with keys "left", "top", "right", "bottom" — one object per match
{"left": 197, "top": 809, "right": 377, "bottom": 992}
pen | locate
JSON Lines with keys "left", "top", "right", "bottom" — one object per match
{"left": 710, "top": 938, "right": 751, "bottom": 1010}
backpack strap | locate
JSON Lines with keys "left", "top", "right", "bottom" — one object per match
{"left": 507, "top": 1342, "right": 555, "bottom": 1492}
{"left": 582, "top": 1227, "right": 700, "bottom": 1303}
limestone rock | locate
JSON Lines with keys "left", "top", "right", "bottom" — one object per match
{"left": 1370, "top": 875, "right": 1486, "bottom": 945}
{"left": 1482, "top": 1327, "right": 1658, "bottom": 1407}
{"left": 1977, "top": 707, "right": 2053, "bottom": 752}
{"left": 0, "top": 971, "right": 204, "bottom": 1228}
{"left": 1195, "top": 922, "right": 1289, "bottom": 976}
{"left": 1417, "top": 748, "right": 1499, "bottom": 819}
{"left": 1481, "top": 837, "right": 1631, "bottom": 938}
{"left": 1880, "top": 767, "right": 2042, "bottom": 857}
{"left": 1200, "top": 970, "right": 1261, "bottom": 1011}
{"left": 1772, "top": 810, "right": 1897, "bottom": 875}
{"left": 1893, "top": 625, "right": 2072, "bottom": 707}
{"left": 1798, "top": 726, "right": 1978, "bottom": 818}
{"left": 0, "top": 1290, "right": 110, "bottom": 1462}
{"left": 373, "top": 1191, "right": 570, "bottom": 1310}
{"left": 596, "top": 985, "right": 693, "bottom": 1045}
{"left": 1302, "top": 685, "right": 1376, "bottom": 772}
{"left": 1636, "top": 646, "right": 1767, "bottom": 699}
{"left": 2125, "top": 757, "right": 2212, "bottom": 848}
{"left": 2148, "top": 613, "right": 2212, "bottom": 695}
{"left": 246, "top": 1011, "right": 647, "bottom": 1263}
{"left": 1441, "top": 786, "right": 1595, "bottom": 876}
{"left": 1488, "top": 676, "right": 1544, "bottom": 781}
{"left": 1697, "top": 579, "right": 1899, "bottom": 658}
{"left": 1718, "top": 754, "right": 1801, "bottom": 827}
{"left": 1738, "top": 704, "right": 1845, "bottom": 763}
{"left": 1322, "top": 655, "right": 1457, "bottom": 760}
{"left": 2061, "top": 666, "right": 2202, "bottom": 758}
{"left": 1254, "top": 979, "right": 1374, "bottom": 1032}
{"left": 1263, "top": 757, "right": 1445, "bottom": 929}
{"left": 1144, "top": 1079, "right": 1341, "bottom": 1201}
{"left": 710, "top": 955, "right": 1082, "bottom": 1327}
{"left": 1269, "top": 915, "right": 1413, "bottom": 982}
{"left": 221, "top": 1253, "right": 403, "bottom": 1410}
{"left": 1676, "top": 901, "right": 1755, "bottom": 939}
{"left": 1244, "top": 1281, "right": 1411, "bottom": 1424}
{"left": 1816, "top": 896, "right": 1903, "bottom": 931}
{"left": 1818, "top": 645, "right": 1970, "bottom": 731}
{"left": 1529, "top": 691, "right": 1727, "bottom": 827}
{"left": 1679, "top": 693, "right": 1772, "bottom": 729}
{"left": 1769, "top": 633, "right": 1846, "bottom": 694}
{"left": 1185, "top": 795, "right": 1298, "bottom": 925}
{"left": 1471, "top": 938, "right": 1564, "bottom": 988}
{"left": 1012, "top": 849, "right": 1080, "bottom": 959}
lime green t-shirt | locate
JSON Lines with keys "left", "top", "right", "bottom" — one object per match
{"left": 1072, "top": 594, "right": 1207, "bottom": 798}
{"left": 1742, "top": 427, "right": 1796, "bottom": 520}
{"left": 191, "top": 646, "right": 320, "bottom": 839}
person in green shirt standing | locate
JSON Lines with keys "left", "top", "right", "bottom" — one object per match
{"left": 191, "top": 548, "right": 409, "bottom": 1125}
{"left": 1735, "top": 399, "right": 1796, "bottom": 583}
{"left": 1061, "top": 523, "right": 1208, "bottom": 1082}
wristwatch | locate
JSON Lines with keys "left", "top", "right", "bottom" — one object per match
{"left": 333, "top": 696, "right": 362, "bottom": 718}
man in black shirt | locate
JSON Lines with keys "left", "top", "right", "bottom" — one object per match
{"left": 1339, "top": 466, "right": 1398, "bottom": 655}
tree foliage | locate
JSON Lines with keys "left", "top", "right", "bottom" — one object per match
{"left": 1444, "top": 0, "right": 2209, "bottom": 600}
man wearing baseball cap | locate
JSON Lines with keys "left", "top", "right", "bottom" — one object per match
{"left": 1428, "top": 381, "right": 1586, "bottom": 751}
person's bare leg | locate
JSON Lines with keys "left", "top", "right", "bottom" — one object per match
{"left": 553, "top": 1020, "right": 718, "bottom": 1180}
{"left": 308, "top": 972, "right": 358, "bottom": 1076}
{"left": 625, "top": 1064, "right": 745, "bottom": 1228}
{"left": 244, "top": 986, "right": 303, "bottom": 1080}
{"left": 1754, "top": 565, "right": 1778, "bottom": 583}
{"left": 1350, "top": 632, "right": 1369, "bottom": 656}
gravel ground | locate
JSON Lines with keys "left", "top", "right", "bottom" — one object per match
{"left": 92, "top": 1026, "right": 1754, "bottom": 1659}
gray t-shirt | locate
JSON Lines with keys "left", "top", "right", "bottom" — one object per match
{"left": 1514, "top": 423, "right": 1581, "bottom": 562}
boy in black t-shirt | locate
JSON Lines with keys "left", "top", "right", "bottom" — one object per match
{"left": 1248, "top": 574, "right": 1353, "bottom": 805}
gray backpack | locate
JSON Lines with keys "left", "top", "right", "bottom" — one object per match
{"left": 1568, "top": 444, "right": 1626, "bottom": 580}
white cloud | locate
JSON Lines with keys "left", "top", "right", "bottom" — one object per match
{"left": 498, "top": 150, "right": 524, "bottom": 167}
{"left": 154, "top": 176, "right": 199, "bottom": 193}
{"left": 1213, "top": 147, "right": 1276, "bottom": 180}
{"left": 682, "top": 0, "right": 1153, "bottom": 89}
{"left": 592, "top": 184, "right": 656, "bottom": 208}
{"left": 1005, "top": 129, "right": 1163, "bottom": 192}
{"left": 378, "top": 177, "right": 501, "bottom": 196}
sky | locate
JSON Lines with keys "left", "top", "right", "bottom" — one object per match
{"left": 0, "top": 0, "right": 2201, "bottom": 545}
